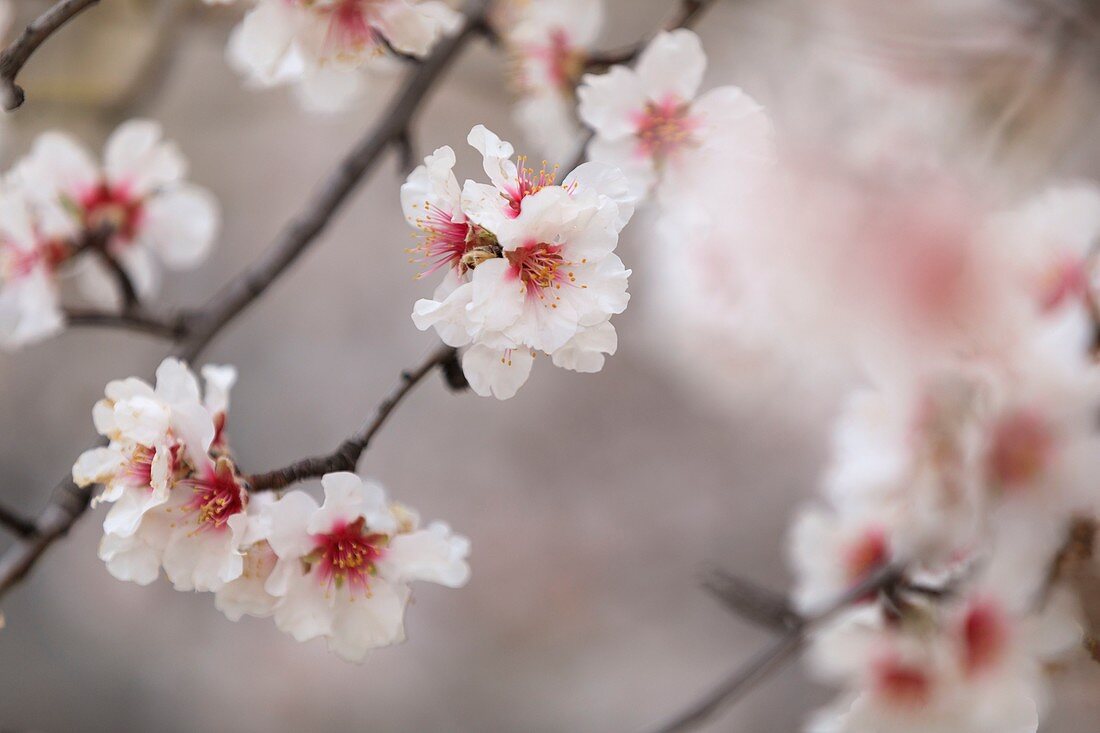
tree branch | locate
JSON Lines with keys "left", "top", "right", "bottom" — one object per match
{"left": 0, "top": 0, "right": 101, "bottom": 111}
{"left": 248, "top": 345, "right": 462, "bottom": 492}
{"left": 0, "top": 0, "right": 491, "bottom": 601}
{"left": 702, "top": 565, "right": 802, "bottom": 633}
{"left": 0, "top": 503, "right": 36, "bottom": 538}
{"left": 652, "top": 565, "right": 903, "bottom": 733}
{"left": 64, "top": 308, "right": 189, "bottom": 340}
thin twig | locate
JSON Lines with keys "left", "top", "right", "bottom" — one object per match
{"left": 0, "top": 0, "right": 491, "bottom": 600}
{"left": 248, "top": 345, "right": 461, "bottom": 491}
{"left": 702, "top": 565, "right": 801, "bottom": 633}
{"left": 0, "top": 0, "right": 101, "bottom": 110}
{"left": 652, "top": 565, "right": 903, "bottom": 733}
{"left": 0, "top": 504, "right": 37, "bottom": 538}
{"left": 64, "top": 308, "right": 188, "bottom": 339}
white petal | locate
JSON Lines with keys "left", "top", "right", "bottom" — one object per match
{"left": 375, "top": 0, "right": 462, "bottom": 57}
{"left": 635, "top": 30, "right": 707, "bottom": 102}
{"left": 72, "top": 447, "right": 126, "bottom": 487}
{"left": 551, "top": 321, "right": 617, "bottom": 373}
{"left": 139, "top": 185, "right": 219, "bottom": 269}
{"left": 233, "top": 0, "right": 299, "bottom": 81}
{"left": 461, "top": 344, "right": 534, "bottom": 400}
{"left": 104, "top": 119, "right": 186, "bottom": 195}
{"left": 577, "top": 66, "right": 647, "bottom": 140}
{"left": 327, "top": 579, "right": 410, "bottom": 662}
{"left": 264, "top": 490, "right": 320, "bottom": 560}
{"left": 383, "top": 522, "right": 470, "bottom": 588}
{"left": 16, "top": 131, "right": 99, "bottom": 201}
{"left": 467, "top": 125, "right": 518, "bottom": 193}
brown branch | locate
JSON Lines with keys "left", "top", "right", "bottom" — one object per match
{"left": 652, "top": 565, "right": 903, "bottom": 733}
{"left": 0, "top": 0, "right": 490, "bottom": 600}
{"left": 248, "top": 345, "right": 461, "bottom": 492}
{"left": 0, "top": 0, "right": 101, "bottom": 111}
{"left": 64, "top": 308, "right": 188, "bottom": 340}
{"left": 702, "top": 565, "right": 801, "bottom": 633}
{"left": 0, "top": 503, "right": 36, "bottom": 538}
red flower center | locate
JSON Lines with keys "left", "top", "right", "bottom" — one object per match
{"left": 312, "top": 517, "right": 387, "bottom": 594}
{"left": 633, "top": 97, "right": 699, "bottom": 162}
{"left": 987, "top": 408, "right": 1054, "bottom": 490}
{"left": 961, "top": 599, "right": 1009, "bottom": 676}
{"left": 80, "top": 183, "right": 144, "bottom": 242}
{"left": 507, "top": 241, "right": 576, "bottom": 298}
{"left": 872, "top": 656, "right": 933, "bottom": 709}
{"left": 182, "top": 460, "right": 247, "bottom": 531}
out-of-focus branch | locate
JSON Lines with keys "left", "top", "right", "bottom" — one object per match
{"left": 702, "top": 565, "right": 801, "bottom": 633}
{"left": 0, "top": 503, "right": 36, "bottom": 538}
{"left": 652, "top": 565, "right": 903, "bottom": 733}
{"left": 64, "top": 308, "right": 189, "bottom": 339}
{"left": 0, "top": 0, "right": 491, "bottom": 601}
{"left": 0, "top": 0, "right": 101, "bottom": 110}
{"left": 248, "top": 345, "right": 463, "bottom": 492}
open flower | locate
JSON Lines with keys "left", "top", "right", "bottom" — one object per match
{"left": 577, "top": 29, "right": 773, "bottom": 200}
{"left": 263, "top": 472, "right": 470, "bottom": 662}
{"left": 72, "top": 358, "right": 241, "bottom": 588}
{"left": 0, "top": 184, "right": 77, "bottom": 349}
{"left": 404, "top": 125, "right": 634, "bottom": 399}
{"left": 230, "top": 0, "right": 461, "bottom": 110}
{"left": 503, "top": 0, "right": 603, "bottom": 159}
{"left": 15, "top": 119, "right": 219, "bottom": 302}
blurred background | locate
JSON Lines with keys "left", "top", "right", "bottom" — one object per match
{"left": 2, "top": 0, "right": 1100, "bottom": 730}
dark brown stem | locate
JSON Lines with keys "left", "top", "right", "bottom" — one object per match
{"left": 701, "top": 565, "right": 801, "bottom": 633}
{"left": 64, "top": 308, "right": 188, "bottom": 340}
{"left": 0, "top": 0, "right": 101, "bottom": 110}
{"left": 0, "top": 503, "right": 37, "bottom": 538}
{"left": 652, "top": 565, "right": 903, "bottom": 733}
{"left": 248, "top": 345, "right": 460, "bottom": 491}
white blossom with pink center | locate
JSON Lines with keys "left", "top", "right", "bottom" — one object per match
{"left": 215, "top": 493, "right": 282, "bottom": 621}
{"left": 0, "top": 184, "right": 78, "bottom": 349}
{"left": 15, "top": 120, "right": 219, "bottom": 304}
{"left": 72, "top": 358, "right": 239, "bottom": 587}
{"left": 230, "top": 0, "right": 461, "bottom": 110}
{"left": 578, "top": 29, "right": 774, "bottom": 201}
{"left": 503, "top": 0, "right": 604, "bottom": 160}
{"left": 806, "top": 585, "right": 1081, "bottom": 733}
{"left": 261, "top": 472, "right": 469, "bottom": 662}
{"left": 405, "top": 125, "right": 634, "bottom": 399}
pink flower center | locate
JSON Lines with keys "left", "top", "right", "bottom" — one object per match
{"left": 872, "top": 655, "right": 933, "bottom": 709}
{"left": 80, "top": 183, "right": 144, "bottom": 242}
{"left": 507, "top": 241, "right": 578, "bottom": 298}
{"left": 843, "top": 527, "right": 890, "bottom": 602}
{"left": 531, "top": 28, "right": 584, "bottom": 91}
{"left": 1038, "top": 255, "right": 1088, "bottom": 312}
{"left": 633, "top": 97, "right": 699, "bottom": 162}
{"left": 408, "top": 203, "right": 475, "bottom": 275}
{"left": 987, "top": 408, "right": 1054, "bottom": 490}
{"left": 307, "top": 0, "right": 382, "bottom": 60}
{"left": 502, "top": 156, "right": 559, "bottom": 218}
{"left": 312, "top": 517, "right": 386, "bottom": 594}
{"left": 960, "top": 599, "right": 1009, "bottom": 677}
{"left": 181, "top": 460, "right": 247, "bottom": 531}
{"left": 1, "top": 239, "right": 72, "bottom": 280}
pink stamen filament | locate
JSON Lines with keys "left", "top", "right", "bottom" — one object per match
{"left": 312, "top": 517, "right": 386, "bottom": 594}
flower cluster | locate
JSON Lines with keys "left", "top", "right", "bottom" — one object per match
{"left": 220, "top": 0, "right": 463, "bottom": 111}
{"left": 402, "top": 124, "right": 635, "bottom": 399}
{"left": 0, "top": 120, "right": 219, "bottom": 349}
{"left": 73, "top": 358, "right": 470, "bottom": 662}
{"left": 633, "top": 59, "right": 1100, "bottom": 726}
{"left": 495, "top": 0, "right": 605, "bottom": 160}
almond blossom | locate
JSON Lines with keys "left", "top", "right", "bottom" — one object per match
{"left": 503, "top": 0, "right": 604, "bottom": 160}
{"left": 15, "top": 119, "right": 219, "bottom": 302}
{"left": 229, "top": 0, "right": 462, "bottom": 110}
{"left": 0, "top": 184, "right": 76, "bottom": 349}
{"left": 72, "top": 358, "right": 243, "bottom": 590}
{"left": 404, "top": 125, "right": 634, "bottom": 399}
{"left": 262, "top": 472, "right": 470, "bottom": 662}
{"left": 577, "top": 29, "right": 773, "bottom": 201}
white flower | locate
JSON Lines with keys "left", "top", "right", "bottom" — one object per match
{"left": 73, "top": 358, "right": 243, "bottom": 589}
{"left": 0, "top": 183, "right": 76, "bottom": 349}
{"left": 405, "top": 125, "right": 634, "bottom": 399}
{"left": 504, "top": 0, "right": 603, "bottom": 158}
{"left": 230, "top": 0, "right": 461, "bottom": 109}
{"left": 215, "top": 493, "right": 281, "bottom": 621}
{"left": 15, "top": 120, "right": 219, "bottom": 302}
{"left": 263, "top": 472, "right": 470, "bottom": 662}
{"left": 578, "top": 29, "right": 773, "bottom": 201}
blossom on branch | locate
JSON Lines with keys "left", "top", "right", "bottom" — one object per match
{"left": 404, "top": 125, "right": 635, "bottom": 399}
{"left": 227, "top": 0, "right": 462, "bottom": 111}
{"left": 15, "top": 119, "right": 220, "bottom": 304}
{"left": 500, "top": 0, "right": 604, "bottom": 160}
{"left": 578, "top": 29, "right": 773, "bottom": 201}
{"left": 260, "top": 472, "right": 470, "bottom": 662}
